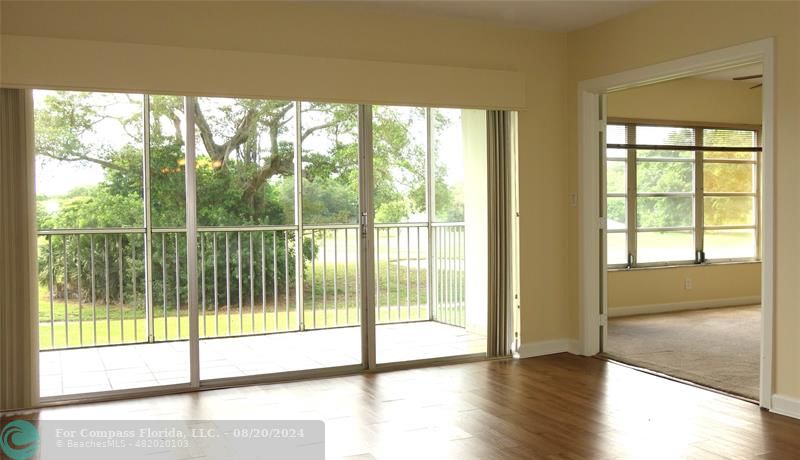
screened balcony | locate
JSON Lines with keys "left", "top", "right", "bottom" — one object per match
{"left": 38, "top": 223, "right": 484, "bottom": 397}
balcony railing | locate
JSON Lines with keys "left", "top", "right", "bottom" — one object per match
{"left": 38, "top": 223, "right": 466, "bottom": 350}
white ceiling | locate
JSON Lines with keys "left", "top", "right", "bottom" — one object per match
{"left": 373, "top": 1, "right": 656, "bottom": 32}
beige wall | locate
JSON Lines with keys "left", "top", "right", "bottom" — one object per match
{"left": 608, "top": 77, "right": 762, "bottom": 126}
{"left": 569, "top": 1, "right": 800, "bottom": 397}
{"left": 607, "top": 77, "right": 762, "bottom": 313}
{"left": 608, "top": 264, "right": 761, "bottom": 314}
{"left": 0, "top": 1, "right": 573, "bottom": 346}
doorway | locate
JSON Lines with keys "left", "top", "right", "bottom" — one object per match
{"left": 577, "top": 39, "right": 774, "bottom": 408}
{"left": 600, "top": 76, "right": 763, "bottom": 399}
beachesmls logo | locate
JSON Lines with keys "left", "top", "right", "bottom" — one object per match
{"left": 0, "top": 420, "right": 40, "bottom": 460}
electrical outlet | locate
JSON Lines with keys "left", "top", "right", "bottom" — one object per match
{"left": 570, "top": 193, "right": 577, "bottom": 207}
{"left": 684, "top": 278, "right": 693, "bottom": 290}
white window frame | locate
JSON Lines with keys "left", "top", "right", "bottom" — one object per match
{"left": 606, "top": 118, "right": 761, "bottom": 269}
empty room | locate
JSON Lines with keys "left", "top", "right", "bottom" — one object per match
{"left": 2, "top": 1, "right": 800, "bottom": 459}
{"left": 602, "top": 69, "right": 763, "bottom": 401}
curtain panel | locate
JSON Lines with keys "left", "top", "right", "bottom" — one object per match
{"left": 0, "top": 88, "right": 39, "bottom": 410}
{"left": 486, "top": 111, "right": 513, "bottom": 358}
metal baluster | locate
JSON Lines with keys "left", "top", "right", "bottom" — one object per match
{"left": 439, "top": 227, "right": 450, "bottom": 323}
{"left": 47, "top": 236, "right": 55, "bottom": 348}
{"left": 238, "top": 232, "right": 243, "bottom": 335}
{"left": 344, "top": 228, "right": 349, "bottom": 325}
{"left": 438, "top": 228, "right": 443, "bottom": 322}
{"left": 174, "top": 233, "right": 180, "bottom": 339}
{"left": 375, "top": 228, "right": 380, "bottom": 322}
{"left": 356, "top": 226, "right": 360, "bottom": 324}
{"left": 119, "top": 234, "right": 124, "bottom": 344}
{"left": 261, "top": 231, "right": 266, "bottom": 332}
{"left": 386, "top": 228, "right": 390, "bottom": 321}
{"left": 439, "top": 227, "right": 445, "bottom": 324}
{"left": 200, "top": 233, "right": 206, "bottom": 337}
{"left": 90, "top": 235, "right": 96, "bottom": 345}
{"left": 322, "top": 229, "right": 327, "bottom": 327}
{"left": 416, "top": 227, "right": 421, "bottom": 320}
{"left": 225, "top": 232, "right": 231, "bottom": 336}
{"left": 432, "top": 228, "right": 437, "bottom": 321}
{"left": 457, "top": 226, "right": 462, "bottom": 326}
{"left": 213, "top": 233, "right": 219, "bottom": 337}
{"left": 249, "top": 232, "right": 255, "bottom": 334}
{"left": 460, "top": 226, "right": 465, "bottom": 326}
{"left": 457, "top": 226, "right": 461, "bottom": 326}
{"left": 162, "top": 233, "right": 167, "bottom": 340}
{"left": 447, "top": 227, "right": 453, "bottom": 325}
{"left": 273, "top": 231, "right": 278, "bottom": 331}
{"left": 450, "top": 227, "right": 455, "bottom": 325}
{"left": 396, "top": 227, "right": 400, "bottom": 321}
{"left": 333, "top": 229, "right": 338, "bottom": 325}
{"left": 284, "top": 231, "right": 289, "bottom": 331}
{"left": 440, "top": 228, "right": 445, "bottom": 325}
{"left": 63, "top": 235, "right": 69, "bottom": 347}
{"left": 454, "top": 226, "right": 458, "bottom": 326}
{"left": 406, "top": 227, "right": 410, "bottom": 320}
{"left": 132, "top": 238, "right": 137, "bottom": 342}
{"left": 451, "top": 227, "right": 456, "bottom": 325}
{"left": 105, "top": 235, "right": 110, "bottom": 344}
{"left": 77, "top": 235, "right": 83, "bottom": 346}
{"left": 433, "top": 228, "right": 438, "bottom": 321}
{"left": 454, "top": 226, "right": 459, "bottom": 326}
{"left": 311, "top": 230, "right": 316, "bottom": 329}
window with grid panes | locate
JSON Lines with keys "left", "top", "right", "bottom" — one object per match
{"left": 605, "top": 121, "right": 760, "bottom": 267}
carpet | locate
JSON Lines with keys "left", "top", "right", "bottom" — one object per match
{"left": 604, "top": 305, "right": 760, "bottom": 400}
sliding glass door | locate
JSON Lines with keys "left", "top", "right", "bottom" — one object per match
{"left": 195, "top": 97, "right": 364, "bottom": 381}
{"left": 34, "top": 89, "right": 489, "bottom": 400}
{"left": 372, "top": 106, "right": 488, "bottom": 364}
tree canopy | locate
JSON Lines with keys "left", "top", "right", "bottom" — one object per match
{"left": 34, "top": 91, "right": 467, "bottom": 305}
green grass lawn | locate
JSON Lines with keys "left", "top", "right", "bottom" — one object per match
{"left": 608, "top": 230, "right": 755, "bottom": 263}
{"left": 39, "top": 304, "right": 437, "bottom": 349}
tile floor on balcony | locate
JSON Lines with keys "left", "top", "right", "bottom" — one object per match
{"left": 39, "top": 321, "right": 486, "bottom": 398}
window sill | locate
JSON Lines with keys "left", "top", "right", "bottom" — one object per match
{"left": 608, "top": 260, "right": 761, "bottom": 273}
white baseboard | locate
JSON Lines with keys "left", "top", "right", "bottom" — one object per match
{"left": 771, "top": 394, "right": 800, "bottom": 419}
{"left": 608, "top": 296, "right": 761, "bottom": 318}
{"left": 515, "top": 339, "right": 580, "bottom": 359}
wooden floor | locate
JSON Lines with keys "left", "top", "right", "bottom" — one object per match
{"left": 7, "top": 353, "right": 800, "bottom": 459}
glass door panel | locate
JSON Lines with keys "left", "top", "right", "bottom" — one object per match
{"left": 299, "top": 102, "right": 362, "bottom": 369}
{"left": 372, "top": 106, "right": 487, "bottom": 364}
{"left": 195, "top": 96, "right": 301, "bottom": 380}
{"left": 34, "top": 90, "right": 191, "bottom": 398}
{"left": 194, "top": 99, "right": 362, "bottom": 381}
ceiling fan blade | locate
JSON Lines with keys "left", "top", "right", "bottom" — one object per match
{"left": 750, "top": 83, "right": 763, "bottom": 89}
{"left": 733, "top": 74, "right": 763, "bottom": 80}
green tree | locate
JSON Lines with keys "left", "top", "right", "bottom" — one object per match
{"left": 35, "top": 92, "right": 465, "bottom": 308}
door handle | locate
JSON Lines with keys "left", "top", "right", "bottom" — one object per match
{"left": 360, "top": 212, "right": 368, "bottom": 237}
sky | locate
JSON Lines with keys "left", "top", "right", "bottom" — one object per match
{"left": 34, "top": 90, "right": 139, "bottom": 197}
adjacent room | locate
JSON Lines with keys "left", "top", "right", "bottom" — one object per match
{"left": 602, "top": 66, "right": 763, "bottom": 400}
